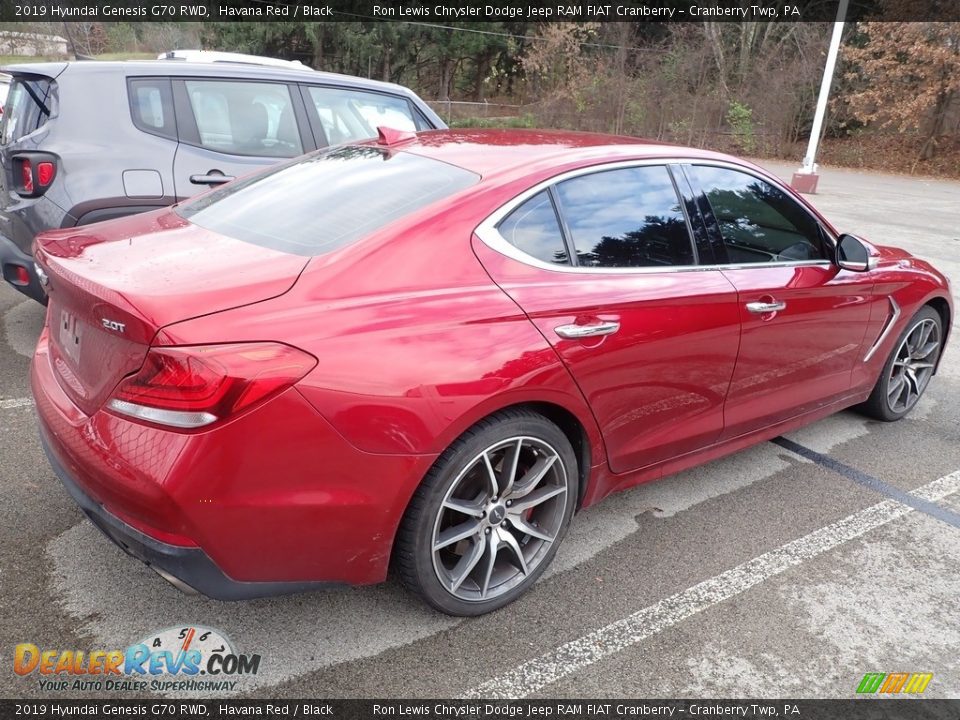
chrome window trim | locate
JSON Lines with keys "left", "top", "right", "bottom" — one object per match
{"left": 474, "top": 157, "right": 839, "bottom": 275}
{"left": 712, "top": 260, "right": 833, "bottom": 271}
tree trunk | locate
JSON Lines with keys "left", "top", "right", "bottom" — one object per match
{"left": 703, "top": 22, "right": 729, "bottom": 99}
{"left": 737, "top": 21, "right": 757, "bottom": 89}
{"left": 918, "top": 87, "right": 955, "bottom": 162}
{"left": 438, "top": 58, "right": 453, "bottom": 101}
{"left": 474, "top": 54, "right": 491, "bottom": 102}
{"left": 382, "top": 46, "right": 392, "bottom": 82}
{"left": 311, "top": 27, "right": 324, "bottom": 70}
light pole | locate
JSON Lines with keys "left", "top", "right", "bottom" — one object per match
{"left": 791, "top": 0, "right": 849, "bottom": 194}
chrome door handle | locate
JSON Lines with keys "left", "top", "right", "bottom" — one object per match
{"left": 554, "top": 321, "right": 620, "bottom": 339}
{"left": 190, "top": 173, "right": 235, "bottom": 186}
{"left": 746, "top": 300, "right": 786, "bottom": 314}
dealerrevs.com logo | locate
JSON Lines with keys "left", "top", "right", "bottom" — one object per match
{"left": 14, "top": 626, "right": 260, "bottom": 693}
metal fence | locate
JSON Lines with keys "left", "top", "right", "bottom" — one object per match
{"left": 426, "top": 100, "right": 526, "bottom": 123}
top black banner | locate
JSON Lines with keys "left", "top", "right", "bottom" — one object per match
{"left": 3, "top": 0, "right": 960, "bottom": 23}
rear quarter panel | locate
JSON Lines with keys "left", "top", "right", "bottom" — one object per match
{"left": 157, "top": 203, "right": 605, "bottom": 466}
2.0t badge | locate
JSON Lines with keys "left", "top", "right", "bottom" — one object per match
{"left": 101, "top": 318, "right": 126, "bottom": 333}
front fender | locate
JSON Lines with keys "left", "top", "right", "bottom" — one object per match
{"left": 855, "top": 256, "right": 953, "bottom": 390}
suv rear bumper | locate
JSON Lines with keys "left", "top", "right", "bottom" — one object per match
{"left": 40, "top": 426, "right": 336, "bottom": 600}
{"left": 0, "top": 234, "right": 46, "bottom": 304}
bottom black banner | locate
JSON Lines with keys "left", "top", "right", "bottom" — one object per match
{"left": 3, "top": 699, "right": 960, "bottom": 720}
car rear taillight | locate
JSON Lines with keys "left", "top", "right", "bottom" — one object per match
{"left": 13, "top": 152, "right": 58, "bottom": 198}
{"left": 106, "top": 343, "right": 317, "bottom": 430}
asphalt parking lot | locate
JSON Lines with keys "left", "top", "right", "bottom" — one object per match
{"left": 1, "top": 161, "right": 958, "bottom": 700}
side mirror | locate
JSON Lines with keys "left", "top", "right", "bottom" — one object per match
{"left": 836, "top": 234, "right": 877, "bottom": 272}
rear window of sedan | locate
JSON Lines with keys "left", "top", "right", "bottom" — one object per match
{"left": 176, "top": 145, "right": 479, "bottom": 256}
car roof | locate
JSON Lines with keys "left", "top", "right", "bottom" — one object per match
{"left": 0, "top": 60, "right": 417, "bottom": 96}
{"left": 395, "top": 128, "right": 754, "bottom": 179}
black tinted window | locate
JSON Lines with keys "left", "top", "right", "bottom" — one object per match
{"left": 555, "top": 166, "right": 693, "bottom": 268}
{"left": 177, "top": 146, "right": 479, "bottom": 256}
{"left": 128, "top": 78, "right": 176, "bottom": 140}
{"left": 690, "top": 166, "right": 824, "bottom": 263}
{"left": 1, "top": 77, "right": 53, "bottom": 145}
{"left": 498, "top": 191, "right": 569, "bottom": 266}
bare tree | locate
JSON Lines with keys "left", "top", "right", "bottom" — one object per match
{"left": 843, "top": 22, "right": 960, "bottom": 161}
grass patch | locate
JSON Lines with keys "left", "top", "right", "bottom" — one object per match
{"left": 450, "top": 114, "right": 537, "bottom": 129}
{"left": 0, "top": 55, "right": 60, "bottom": 66}
{"left": 94, "top": 52, "right": 156, "bottom": 61}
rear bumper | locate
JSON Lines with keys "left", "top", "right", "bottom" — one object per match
{"left": 40, "top": 427, "right": 330, "bottom": 600}
{"left": 0, "top": 232, "right": 46, "bottom": 304}
{"left": 31, "top": 330, "right": 437, "bottom": 593}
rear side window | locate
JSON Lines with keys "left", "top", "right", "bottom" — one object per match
{"left": 555, "top": 166, "right": 694, "bottom": 268}
{"left": 498, "top": 191, "right": 569, "bottom": 266}
{"left": 128, "top": 78, "right": 176, "bottom": 140}
{"left": 1, "top": 77, "right": 54, "bottom": 145}
{"left": 176, "top": 146, "right": 479, "bottom": 256}
{"left": 183, "top": 80, "right": 302, "bottom": 158}
{"left": 305, "top": 86, "right": 424, "bottom": 145}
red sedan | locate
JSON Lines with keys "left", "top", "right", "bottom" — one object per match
{"left": 32, "top": 129, "right": 952, "bottom": 615}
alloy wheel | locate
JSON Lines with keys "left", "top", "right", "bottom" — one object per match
{"left": 887, "top": 317, "right": 940, "bottom": 414}
{"left": 431, "top": 436, "right": 569, "bottom": 602}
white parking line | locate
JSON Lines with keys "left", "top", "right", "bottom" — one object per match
{"left": 44, "top": 441, "right": 804, "bottom": 696}
{"left": 463, "top": 469, "right": 960, "bottom": 699}
{"left": 0, "top": 397, "right": 33, "bottom": 410}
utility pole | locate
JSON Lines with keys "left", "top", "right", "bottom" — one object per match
{"left": 791, "top": 0, "right": 849, "bottom": 194}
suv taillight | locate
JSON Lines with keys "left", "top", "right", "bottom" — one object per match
{"left": 13, "top": 152, "right": 58, "bottom": 198}
{"left": 105, "top": 343, "right": 317, "bottom": 430}
{"left": 21, "top": 160, "right": 34, "bottom": 193}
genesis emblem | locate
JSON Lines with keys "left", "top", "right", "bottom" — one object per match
{"left": 101, "top": 319, "right": 126, "bottom": 333}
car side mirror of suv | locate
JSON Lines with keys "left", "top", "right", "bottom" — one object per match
{"left": 836, "top": 233, "right": 877, "bottom": 272}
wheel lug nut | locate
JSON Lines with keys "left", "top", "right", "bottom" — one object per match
{"left": 485, "top": 528, "right": 491, "bottom": 534}
{"left": 506, "top": 500, "right": 512, "bottom": 507}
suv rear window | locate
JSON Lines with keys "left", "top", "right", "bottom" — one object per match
{"left": 176, "top": 145, "right": 479, "bottom": 256}
{"left": 1, "top": 77, "right": 54, "bottom": 145}
{"left": 305, "top": 86, "right": 424, "bottom": 145}
{"left": 128, "top": 78, "right": 176, "bottom": 140}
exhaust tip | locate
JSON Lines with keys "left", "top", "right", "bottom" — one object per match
{"left": 151, "top": 565, "right": 200, "bottom": 596}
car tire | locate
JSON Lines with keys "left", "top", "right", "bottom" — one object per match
{"left": 394, "top": 408, "right": 578, "bottom": 616}
{"left": 859, "top": 305, "right": 943, "bottom": 422}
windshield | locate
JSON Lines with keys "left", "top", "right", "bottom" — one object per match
{"left": 176, "top": 145, "right": 479, "bottom": 257}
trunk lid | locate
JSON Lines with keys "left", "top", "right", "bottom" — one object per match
{"left": 35, "top": 208, "right": 308, "bottom": 415}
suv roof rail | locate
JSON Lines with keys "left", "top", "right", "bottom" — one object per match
{"left": 157, "top": 50, "right": 313, "bottom": 71}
